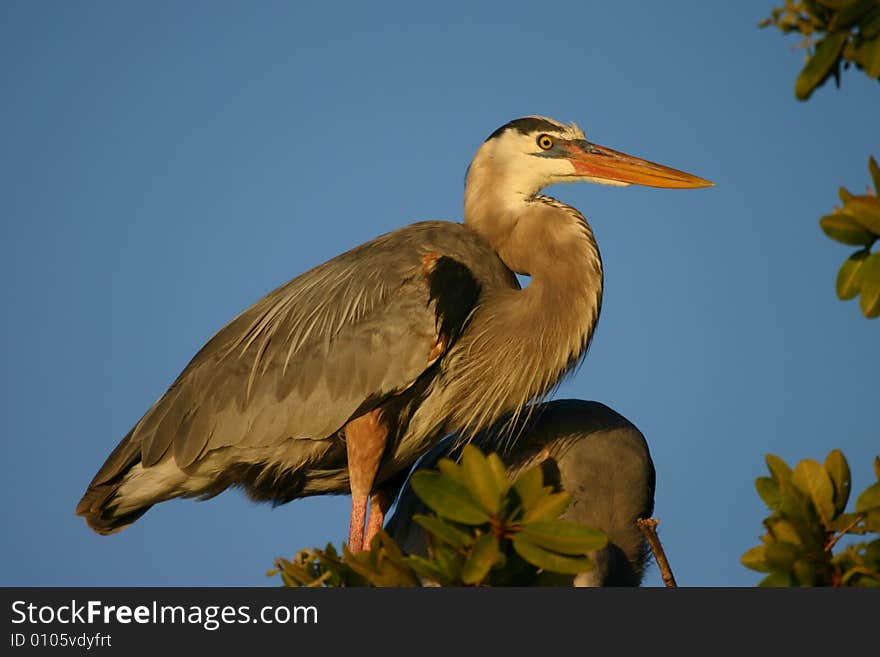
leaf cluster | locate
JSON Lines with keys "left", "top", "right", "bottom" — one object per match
{"left": 407, "top": 444, "right": 607, "bottom": 585}
{"left": 761, "top": 0, "right": 880, "bottom": 100}
{"left": 269, "top": 445, "right": 608, "bottom": 587}
{"left": 269, "top": 534, "right": 423, "bottom": 587}
{"left": 741, "top": 450, "right": 880, "bottom": 586}
{"left": 819, "top": 158, "right": 880, "bottom": 317}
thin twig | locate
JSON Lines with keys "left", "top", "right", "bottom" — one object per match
{"left": 637, "top": 517, "right": 677, "bottom": 588}
{"left": 824, "top": 513, "right": 864, "bottom": 553}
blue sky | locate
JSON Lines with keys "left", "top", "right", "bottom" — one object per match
{"left": 1, "top": 1, "right": 877, "bottom": 587}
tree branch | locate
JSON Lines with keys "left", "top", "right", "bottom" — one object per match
{"left": 824, "top": 513, "right": 864, "bottom": 553}
{"left": 637, "top": 517, "right": 677, "bottom": 588}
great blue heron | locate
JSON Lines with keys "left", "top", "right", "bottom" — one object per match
{"left": 386, "top": 399, "right": 656, "bottom": 586}
{"left": 77, "top": 116, "right": 710, "bottom": 551}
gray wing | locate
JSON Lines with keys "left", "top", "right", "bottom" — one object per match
{"left": 90, "top": 221, "right": 510, "bottom": 486}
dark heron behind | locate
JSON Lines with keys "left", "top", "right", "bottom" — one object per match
{"left": 386, "top": 399, "right": 656, "bottom": 586}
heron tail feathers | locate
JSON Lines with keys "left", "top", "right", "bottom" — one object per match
{"left": 75, "top": 429, "right": 152, "bottom": 535}
{"left": 75, "top": 482, "right": 153, "bottom": 535}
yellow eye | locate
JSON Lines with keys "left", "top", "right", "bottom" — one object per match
{"left": 537, "top": 134, "right": 554, "bottom": 150}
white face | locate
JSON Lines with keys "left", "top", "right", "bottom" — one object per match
{"left": 470, "top": 117, "right": 629, "bottom": 198}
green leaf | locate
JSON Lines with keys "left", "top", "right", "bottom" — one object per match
{"left": 839, "top": 186, "right": 854, "bottom": 203}
{"left": 792, "top": 459, "right": 836, "bottom": 528}
{"left": 846, "top": 196, "right": 880, "bottom": 234}
{"left": 406, "top": 554, "right": 455, "bottom": 586}
{"left": 795, "top": 32, "right": 848, "bottom": 100}
{"left": 374, "top": 560, "right": 421, "bottom": 587}
{"left": 342, "top": 535, "right": 420, "bottom": 587}
{"left": 460, "top": 444, "right": 503, "bottom": 515}
{"left": 766, "top": 454, "right": 793, "bottom": 481}
{"left": 512, "top": 465, "right": 546, "bottom": 509}
{"left": 870, "top": 158, "right": 880, "bottom": 195}
{"left": 777, "top": 477, "right": 817, "bottom": 527}
{"left": 741, "top": 545, "right": 771, "bottom": 572}
{"left": 833, "top": 0, "right": 877, "bottom": 30}
{"left": 858, "top": 252, "right": 880, "bottom": 317}
{"left": 759, "top": 571, "right": 793, "bottom": 587}
{"left": 765, "top": 541, "right": 800, "bottom": 571}
{"left": 766, "top": 517, "right": 804, "bottom": 545}
{"left": 520, "top": 521, "right": 608, "bottom": 554}
{"left": 410, "top": 471, "right": 491, "bottom": 525}
{"left": 817, "top": 0, "right": 859, "bottom": 9}
{"left": 756, "top": 476, "right": 781, "bottom": 510}
{"left": 521, "top": 491, "right": 571, "bottom": 523}
{"left": 836, "top": 249, "right": 869, "bottom": 299}
{"left": 824, "top": 449, "right": 852, "bottom": 515}
{"left": 875, "top": 456, "right": 880, "bottom": 480}
{"left": 375, "top": 530, "right": 407, "bottom": 561}
{"left": 866, "top": 509, "right": 880, "bottom": 533}
{"left": 862, "top": 7, "right": 880, "bottom": 39}
{"left": 829, "top": 511, "right": 864, "bottom": 532}
{"left": 792, "top": 558, "right": 819, "bottom": 586}
{"left": 862, "top": 36, "right": 880, "bottom": 77}
{"left": 805, "top": 0, "right": 830, "bottom": 23}
{"left": 413, "top": 514, "right": 474, "bottom": 550}
{"left": 512, "top": 534, "right": 594, "bottom": 574}
{"left": 856, "top": 481, "right": 880, "bottom": 513}
{"left": 862, "top": 540, "right": 880, "bottom": 576}
{"left": 437, "top": 458, "right": 467, "bottom": 487}
{"left": 280, "top": 570, "right": 305, "bottom": 587}
{"left": 820, "top": 213, "right": 876, "bottom": 245}
{"left": 486, "top": 453, "right": 510, "bottom": 499}
{"left": 276, "top": 560, "right": 314, "bottom": 586}
{"left": 432, "top": 543, "right": 465, "bottom": 581}
{"left": 461, "top": 533, "right": 500, "bottom": 584}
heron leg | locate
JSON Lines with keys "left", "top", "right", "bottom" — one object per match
{"left": 344, "top": 409, "right": 387, "bottom": 552}
{"left": 364, "top": 488, "right": 392, "bottom": 549}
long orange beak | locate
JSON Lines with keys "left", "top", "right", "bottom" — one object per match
{"left": 564, "top": 140, "right": 713, "bottom": 189}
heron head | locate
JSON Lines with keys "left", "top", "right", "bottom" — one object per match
{"left": 468, "top": 115, "right": 712, "bottom": 198}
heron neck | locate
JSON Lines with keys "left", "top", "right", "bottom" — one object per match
{"left": 446, "top": 193, "right": 604, "bottom": 436}
{"left": 465, "top": 188, "right": 603, "bottom": 321}
{"left": 496, "top": 195, "right": 604, "bottom": 369}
